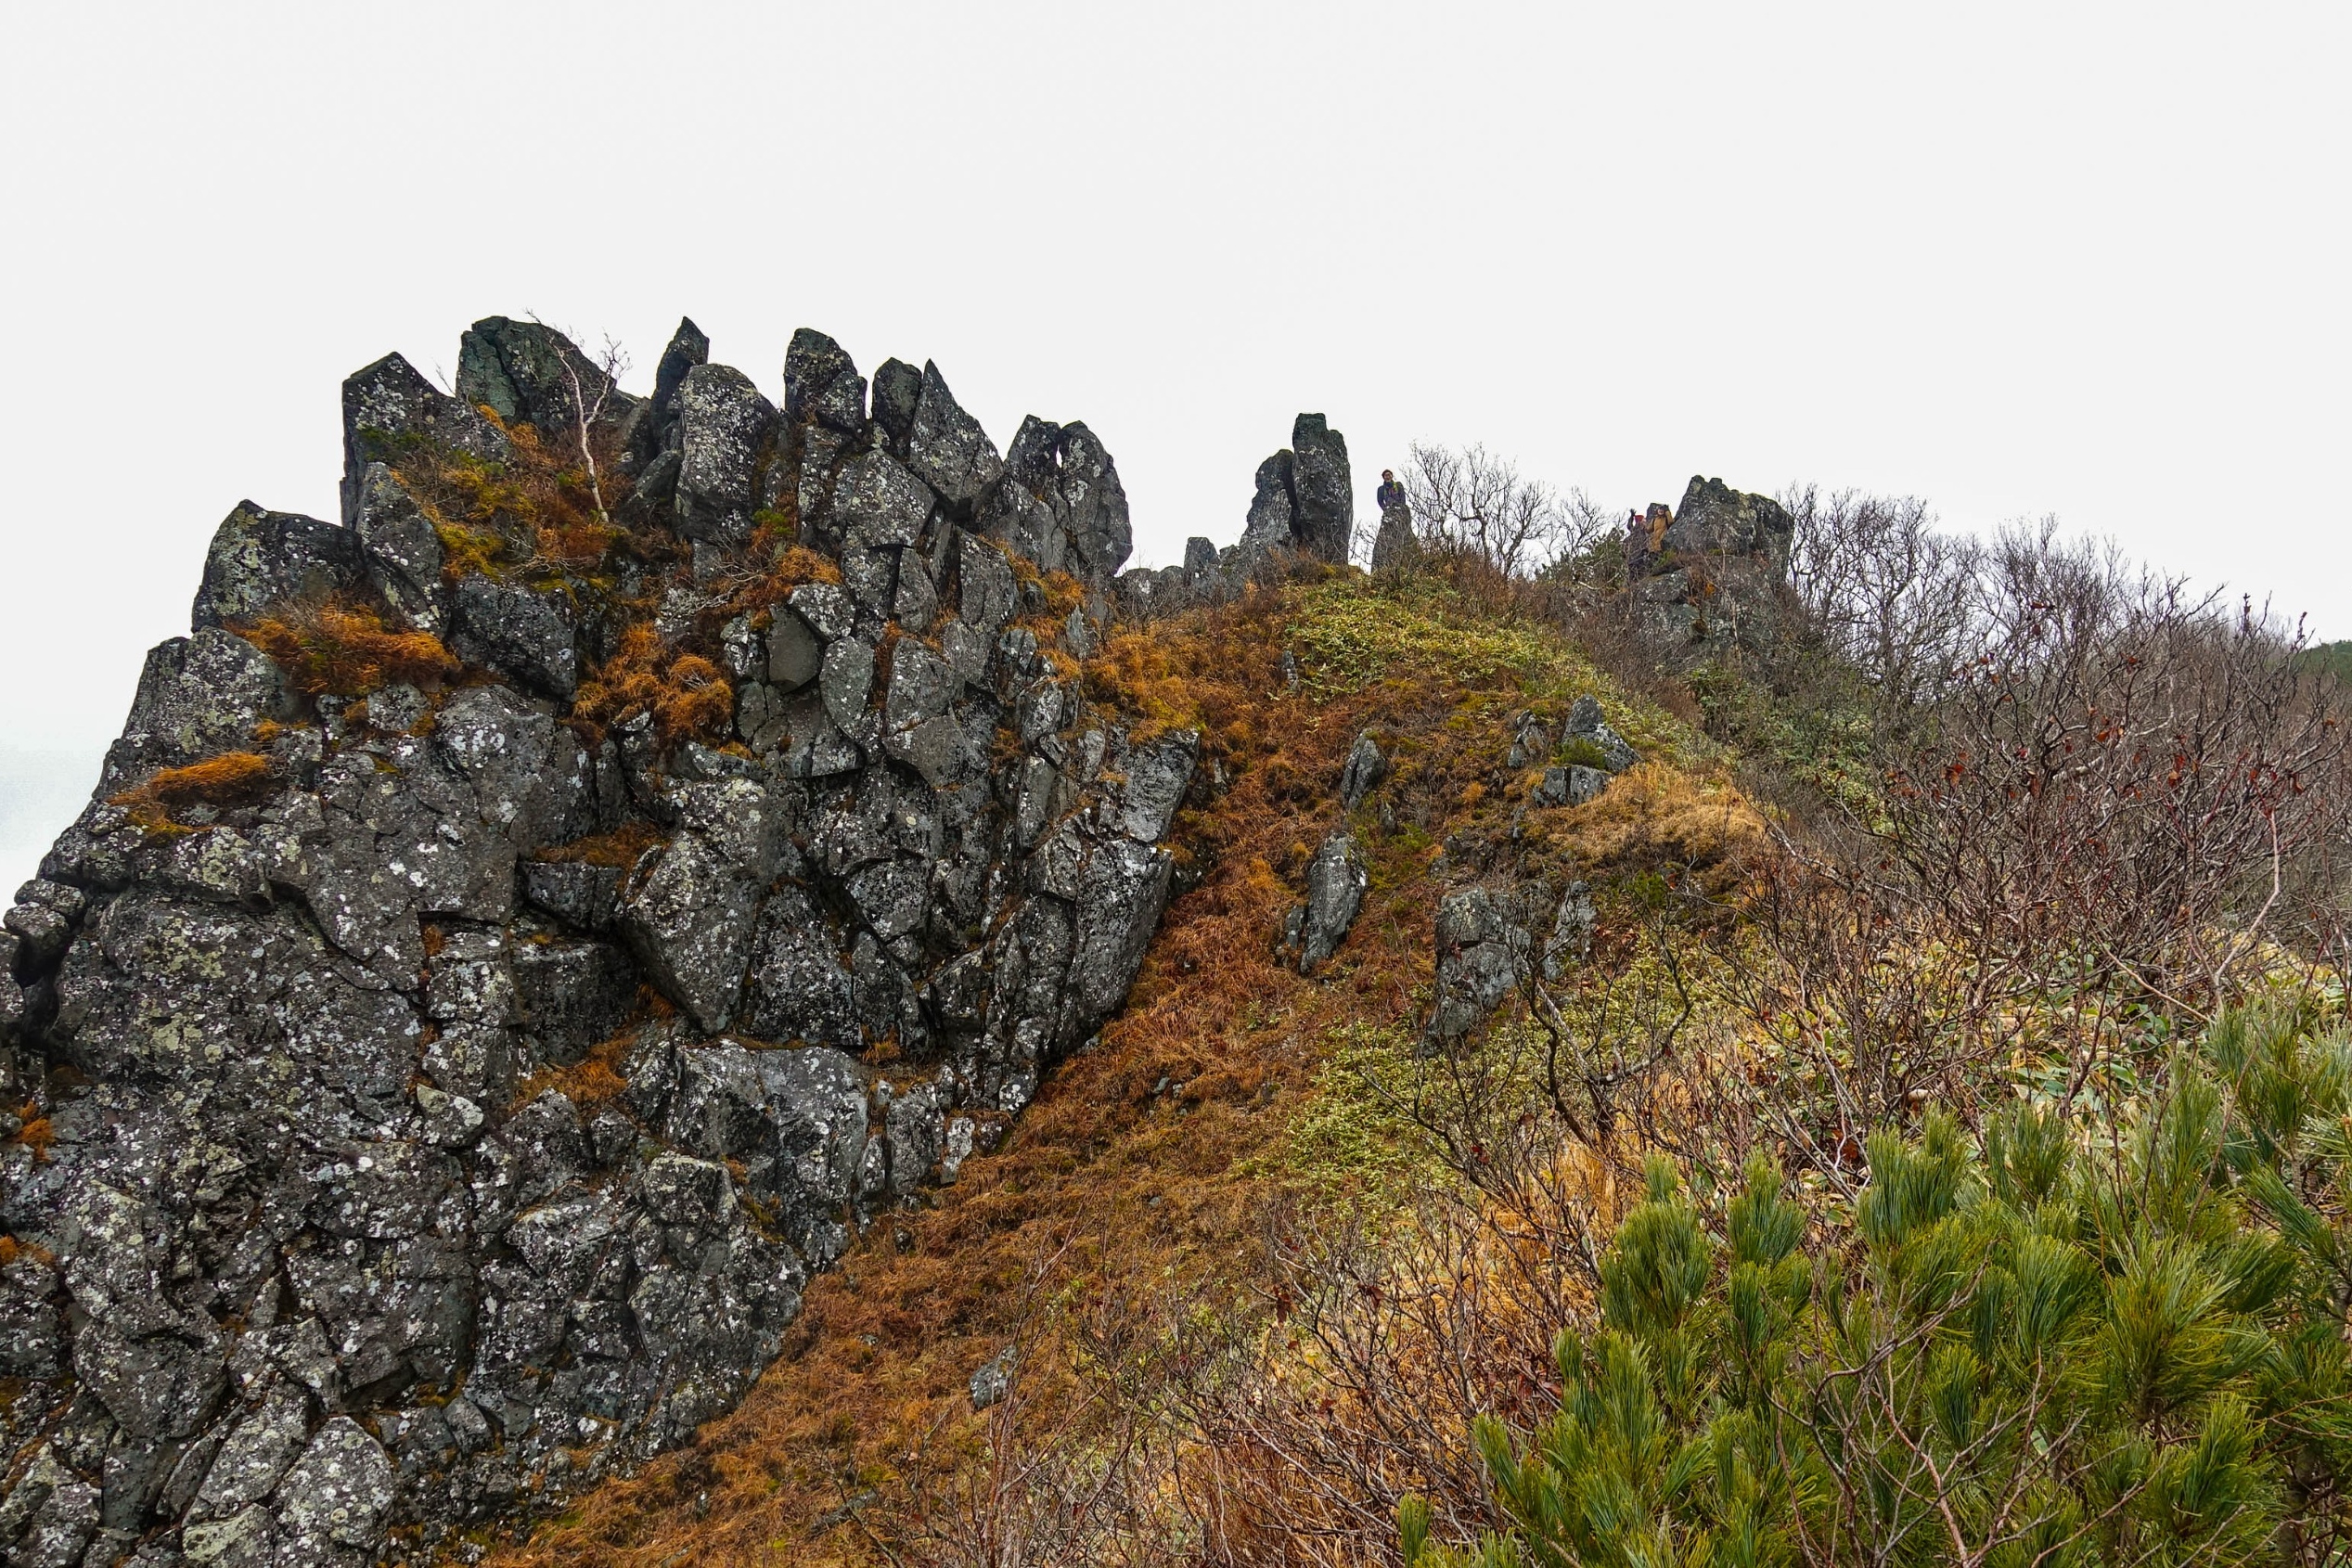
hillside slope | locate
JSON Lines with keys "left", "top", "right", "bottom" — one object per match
{"left": 495, "top": 573, "right": 1763, "bottom": 1565}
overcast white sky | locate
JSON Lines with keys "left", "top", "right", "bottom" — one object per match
{"left": 1, "top": 2, "right": 2346, "bottom": 893}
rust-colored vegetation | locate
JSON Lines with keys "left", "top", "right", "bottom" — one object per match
{"left": 705, "top": 531, "right": 847, "bottom": 618}
{"left": 233, "top": 601, "right": 460, "bottom": 697}
{"left": 494, "top": 574, "right": 1737, "bottom": 1568}
{"left": 516, "top": 1032, "right": 636, "bottom": 1113}
{"left": 404, "top": 422, "right": 635, "bottom": 581}
{"left": 141, "top": 751, "right": 276, "bottom": 809}
{"left": 572, "top": 623, "right": 734, "bottom": 748}
{"left": 10, "top": 1119, "right": 54, "bottom": 1164}
{"left": 532, "top": 821, "right": 667, "bottom": 870}
{"left": 109, "top": 748, "right": 281, "bottom": 832}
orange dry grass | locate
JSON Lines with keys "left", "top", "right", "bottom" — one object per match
{"left": 109, "top": 749, "right": 279, "bottom": 833}
{"left": 491, "top": 587, "right": 1555, "bottom": 1568}
{"left": 768, "top": 545, "right": 841, "bottom": 585}
{"left": 420, "top": 422, "right": 629, "bottom": 574}
{"left": 12, "top": 1118, "right": 54, "bottom": 1163}
{"left": 533, "top": 822, "right": 667, "bottom": 870}
{"left": 1551, "top": 762, "right": 1767, "bottom": 892}
{"left": 572, "top": 624, "right": 734, "bottom": 748}
{"left": 715, "top": 538, "right": 846, "bottom": 617}
{"left": 138, "top": 752, "right": 276, "bottom": 809}
{"left": 234, "top": 602, "right": 460, "bottom": 697}
{"left": 516, "top": 1033, "right": 636, "bottom": 1112}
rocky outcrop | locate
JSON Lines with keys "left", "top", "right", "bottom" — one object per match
{"left": 1282, "top": 833, "right": 1367, "bottom": 975}
{"left": 1421, "top": 689, "right": 1641, "bottom": 1045}
{"left": 1428, "top": 884, "right": 1533, "bottom": 1044}
{"left": 0, "top": 317, "right": 1196, "bottom": 1563}
{"left": 1238, "top": 415, "right": 1350, "bottom": 566}
{"left": 1338, "top": 732, "right": 1386, "bottom": 812}
{"left": 978, "top": 418, "right": 1132, "bottom": 591}
{"left": 1287, "top": 416, "right": 1354, "bottom": 564}
{"left": 1111, "top": 413, "right": 1356, "bottom": 619}
{"left": 1510, "top": 694, "right": 1640, "bottom": 813}
{"left": 1625, "top": 476, "right": 1796, "bottom": 653}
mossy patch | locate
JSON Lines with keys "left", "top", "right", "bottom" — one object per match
{"left": 1286, "top": 576, "right": 1554, "bottom": 696}
{"left": 1284, "top": 575, "right": 1702, "bottom": 767}
{"left": 1266, "top": 1022, "right": 1447, "bottom": 1211}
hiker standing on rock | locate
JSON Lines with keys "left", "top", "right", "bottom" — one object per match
{"left": 1371, "top": 468, "right": 1415, "bottom": 571}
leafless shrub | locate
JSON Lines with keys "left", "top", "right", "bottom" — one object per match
{"left": 1781, "top": 484, "right": 1979, "bottom": 725}
{"left": 1150, "top": 925, "right": 1754, "bottom": 1564}
{"left": 880, "top": 1247, "right": 1182, "bottom": 1568}
{"left": 1724, "top": 512, "right": 2352, "bottom": 1153}
{"left": 1394, "top": 443, "right": 1611, "bottom": 580}
{"left": 534, "top": 318, "right": 630, "bottom": 526}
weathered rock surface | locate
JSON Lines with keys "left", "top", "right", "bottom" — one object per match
{"left": 1287, "top": 414, "right": 1354, "bottom": 564}
{"left": 1112, "top": 411, "right": 1357, "bottom": 619}
{"left": 1338, "top": 731, "right": 1387, "bottom": 811}
{"left": 1564, "top": 695, "right": 1639, "bottom": 774}
{"left": 338, "top": 353, "right": 509, "bottom": 526}
{"left": 456, "top": 316, "right": 623, "bottom": 438}
{"left": 1625, "top": 475, "right": 1796, "bottom": 652}
{"left": 1427, "top": 884, "right": 1534, "bottom": 1045}
{"left": 1371, "top": 496, "right": 1416, "bottom": 572}
{"left": 979, "top": 418, "right": 1133, "bottom": 590}
{"left": 1533, "top": 764, "right": 1608, "bottom": 807}
{"left": 672, "top": 364, "right": 777, "bottom": 546}
{"left": 1284, "top": 832, "right": 1367, "bottom": 974}
{"left": 0, "top": 317, "right": 1201, "bottom": 1565}
{"left": 192, "top": 503, "right": 363, "bottom": 632}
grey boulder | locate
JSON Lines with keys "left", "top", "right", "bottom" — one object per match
{"left": 352, "top": 465, "right": 448, "bottom": 633}
{"left": 1338, "top": 731, "right": 1386, "bottom": 810}
{"left": 673, "top": 363, "right": 778, "bottom": 546}
{"left": 904, "top": 362, "right": 1004, "bottom": 508}
{"left": 784, "top": 328, "right": 867, "bottom": 435}
{"left": 456, "top": 316, "right": 614, "bottom": 436}
{"left": 1564, "top": 695, "right": 1639, "bottom": 774}
{"left": 269, "top": 1418, "right": 395, "bottom": 1558}
{"left": 981, "top": 418, "right": 1134, "bottom": 587}
{"left": 619, "top": 779, "right": 783, "bottom": 1030}
{"left": 1286, "top": 832, "right": 1367, "bottom": 974}
{"left": 1288, "top": 414, "right": 1353, "bottom": 564}
{"left": 190, "top": 502, "right": 362, "bottom": 632}
{"left": 1427, "top": 885, "right": 1530, "bottom": 1044}
{"left": 450, "top": 575, "right": 579, "bottom": 699}
{"left": 1533, "top": 765, "right": 1607, "bottom": 807}
{"left": 338, "top": 351, "right": 508, "bottom": 524}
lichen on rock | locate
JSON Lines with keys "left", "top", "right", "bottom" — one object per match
{"left": 0, "top": 315, "right": 1201, "bottom": 1563}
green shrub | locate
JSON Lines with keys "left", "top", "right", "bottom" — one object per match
{"left": 1552, "top": 736, "right": 1610, "bottom": 771}
{"left": 1405, "top": 1007, "right": 2352, "bottom": 1567}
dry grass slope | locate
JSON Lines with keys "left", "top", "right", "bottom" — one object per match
{"left": 485, "top": 572, "right": 1759, "bottom": 1568}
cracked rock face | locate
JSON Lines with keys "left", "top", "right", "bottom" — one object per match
{"left": 0, "top": 317, "right": 1195, "bottom": 1564}
{"left": 1625, "top": 475, "right": 1797, "bottom": 653}
{"left": 1109, "top": 411, "right": 1356, "bottom": 620}
{"left": 1428, "top": 884, "right": 1535, "bottom": 1045}
{"left": 1285, "top": 832, "right": 1367, "bottom": 975}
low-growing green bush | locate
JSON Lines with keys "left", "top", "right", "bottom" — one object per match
{"left": 1405, "top": 1007, "right": 2352, "bottom": 1568}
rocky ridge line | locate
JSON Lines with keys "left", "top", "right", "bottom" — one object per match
{"left": 0, "top": 315, "right": 1232, "bottom": 1567}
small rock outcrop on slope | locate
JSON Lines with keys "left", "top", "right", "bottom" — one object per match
{"left": 0, "top": 317, "right": 1198, "bottom": 1564}
{"left": 1239, "top": 414, "right": 1352, "bottom": 566}
{"left": 1625, "top": 475, "right": 1796, "bottom": 653}
{"left": 1111, "top": 412, "right": 1357, "bottom": 619}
